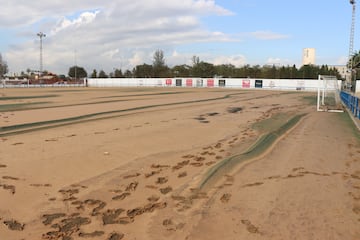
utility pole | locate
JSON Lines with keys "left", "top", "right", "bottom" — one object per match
{"left": 37, "top": 32, "right": 46, "bottom": 80}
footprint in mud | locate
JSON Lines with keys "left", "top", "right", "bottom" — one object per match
{"left": 0, "top": 184, "right": 16, "bottom": 194}
{"left": 145, "top": 170, "right": 161, "bottom": 178}
{"left": 178, "top": 172, "right": 187, "bottom": 178}
{"left": 162, "top": 218, "right": 185, "bottom": 231}
{"left": 147, "top": 195, "right": 160, "bottom": 202}
{"left": 78, "top": 230, "right": 105, "bottom": 238}
{"left": 67, "top": 134, "right": 77, "bottom": 137}
{"left": 45, "top": 138, "right": 58, "bottom": 142}
{"left": 2, "top": 176, "right": 20, "bottom": 180}
{"left": 220, "top": 193, "right": 232, "bottom": 203}
{"left": 206, "top": 161, "right": 216, "bottom": 166}
{"left": 125, "top": 181, "right": 138, "bottom": 192}
{"left": 214, "top": 142, "right": 222, "bottom": 149}
{"left": 29, "top": 183, "right": 52, "bottom": 187}
{"left": 241, "top": 219, "right": 260, "bottom": 234}
{"left": 190, "top": 162, "right": 203, "bottom": 167}
{"left": 42, "top": 215, "right": 91, "bottom": 240}
{"left": 112, "top": 192, "right": 131, "bottom": 201}
{"left": 59, "top": 188, "right": 80, "bottom": 202}
{"left": 242, "top": 182, "right": 264, "bottom": 188}
{"left": 11, "top": 142, "right": 24, "bottom": 146}
{"left": 102, "top": 208, "right": 126, "bottom": 225}
{"left": 159, "top": 186, "right": 172, "bottom": 195}
{"left": 349, "top": 192, "right": 360, "bottom": 201}
{"left": 353, "top": 205, "right": 360, "bottom": 215}
{"left": 172, "top": 160, "right": 190, "bottom": 171}
{"left": 265, "top": 175, "right": 281, "bottom": 180}
{"left": 0, "top": 164, "right": 7, "bottom": 168}
{"left": 3, "top": 220, "right": 25, "bottom": 231}
{"left": 42, "top": 213, "right": 66, "bottom": 225}
{"left": 123, "top": 173, "right": 140, "bottom": 179}
{"left": 156, "top": 177, "right": 168, "bottom": 184}
{"left": 108, "top": 232, "right": 124, "bottom": 240}
{"left": 151, "top": 164, "right": 170, "bottom": 169}
{"left": 127, "top": 202, "right": 167, "bottom": 218}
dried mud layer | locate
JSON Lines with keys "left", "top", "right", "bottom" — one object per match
{"left": 0, "top": 88, "right": 359, "bottom": 240}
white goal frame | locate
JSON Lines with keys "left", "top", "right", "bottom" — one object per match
{"left": 317, "top": 75, "right": 343, "bottom": 112}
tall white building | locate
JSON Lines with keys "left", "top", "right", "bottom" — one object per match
{"left": 302, "top": 48, "right": 316, "bottom": 65}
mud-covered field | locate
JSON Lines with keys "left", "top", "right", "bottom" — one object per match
{"left": 0, "top": 87, "right": 359, "bottom": 240}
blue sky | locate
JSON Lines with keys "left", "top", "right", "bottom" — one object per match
{"left": 0, "top": 0, "right": 355, "bottom": 75}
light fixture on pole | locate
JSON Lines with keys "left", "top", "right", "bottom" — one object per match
{"left": 37, "top": 32, "right": 46, "bottom": 79}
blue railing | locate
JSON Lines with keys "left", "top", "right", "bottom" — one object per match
{"left": 341, "top": 91, "right": 360, "bottom": 119}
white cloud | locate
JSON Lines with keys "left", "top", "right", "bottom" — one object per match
{"left": 50, "top": 11, "right": 99, "bottom": 35}
{"left": 3, "top": 0, "right": 236, "bottom": 74}
{"left": 266, "top": 57, "right": 293, "bottom": 66}
{"left": 250, "top": 31, "right": 290, "bottom": 40}
{"left": 212, "top": 55, "right": 247, "bottom": 67}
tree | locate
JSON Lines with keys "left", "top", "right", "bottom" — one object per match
{"left": 91, "top": 69, "right": 97, "bottom": 78}
{"left": 68, "top": 66, "right": 87, "bottom": 78}
{"left": 172, "top": 64, "right": 192, "bottom": 77}
{"left": 0, "top": 53, "right": 8, "bottom": 78}
{"left": 191, "top": 61, "right": 215, "bottom": 77}
{"left": 152, "top": 49, "right": 169, "bottom": 77}
{"left": 134, "top": 64, "right": 153, "bottom": 78}
{"left": 98, "top": 70, "right": 108, "bottom": 78}
{"left": 153, "top": 49, "right": 165, "bottom": 68}
{"left": 113, "top": 68, "right": 123, "bottom": 78}
{"left": 191, "top": 55, "right": 200, "bottom": 66}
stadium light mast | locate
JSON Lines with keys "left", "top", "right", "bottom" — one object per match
{"left": 37, "top": 32, "right": 46, "bottom": 78}
{"left": 348, "top": 0, "right": 356, "bottom": 87}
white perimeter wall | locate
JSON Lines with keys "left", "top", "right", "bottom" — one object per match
{"left": 87, "top": 78, "right": 348, "bottom": 92}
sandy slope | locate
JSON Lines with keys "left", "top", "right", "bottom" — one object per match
{"left": 0, "top": 88, "right": 359, "bottom": 240}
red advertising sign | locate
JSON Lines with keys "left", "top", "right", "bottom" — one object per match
{"left": 165, "top": 79, "right": 172, "bottom": 86}
{"left": 242, "top": 79, "right": 250, "bottom": 88}
{"left": 207, "top": 79, "right": 214, "bottom": 87}
{"left": 186, "top": 79, "right": 193, "bottom": 87}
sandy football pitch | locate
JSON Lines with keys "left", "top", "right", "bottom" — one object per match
{"left": 0, "top": 87, "right": 359, "bottom": 240}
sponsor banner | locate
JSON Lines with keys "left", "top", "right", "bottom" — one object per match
{"left": 296, "top": 80, "right": 305, "bottom": 90}
{"left": 186, "top": 79, "right": 193, "bottom": 87}
{"left": 242, "top": 80, "right": 250, "bottom": 88}
{"left": 269, "top": 80, "right": 275, "bottom": 88}
{"left": 255, "top": 79, "right": 263, "bottom": 88}
{"left": 165, "top": 79, "right": 172, "bottom": 85}
{"left": 207, "top": 79, "right": 214, "bottom": 87}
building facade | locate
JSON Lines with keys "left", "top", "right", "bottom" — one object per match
{"left": 302, "top": 48, "right": 316, "bottom": 65}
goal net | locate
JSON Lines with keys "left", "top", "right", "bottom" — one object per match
{"left": 317, "top": 75, "right": 343, "bottom": 112}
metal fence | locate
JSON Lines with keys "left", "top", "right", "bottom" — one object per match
{"left": 341, "top": 91, "right": 360, "bottom": 119}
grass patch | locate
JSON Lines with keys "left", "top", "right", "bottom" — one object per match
{"left": 0, "top": 102, "right": 50, "bottom": 111}
{"left": 199, "top": 113, "right": 306, "bottom": 190}
{"left": 0, "top": 94, "right": 58, "bottom": 101}
{"left": 302, "top": 95, "right": 317, "bottom": 106}
{"left": 336, "top": 111, "right": 360, "bottom": 141}
{"left": 0, "top": 93, "right": 243, "bottom": 136}
{"left": 252, "top": 112, "right": 291, "bottom": 133}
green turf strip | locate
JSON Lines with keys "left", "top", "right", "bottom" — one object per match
{"left": 199, "top": 113, "right": 306, "bottom": 190}
{"left": 0, "top": 94, "right": 58, "bottom": 100}
{"left": 0, "top": 93, "right": 242, "bottom": 136}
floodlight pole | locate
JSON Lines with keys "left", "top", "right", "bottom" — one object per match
{"left": 348, "top": 0, "right": 356, "bottom": 89}
{"left": 37, "top": 32, "right": 46, "bottom": 79}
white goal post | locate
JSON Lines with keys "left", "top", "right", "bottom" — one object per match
{"left": 317, "top": 75, "right": 343, "bottom": 112}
